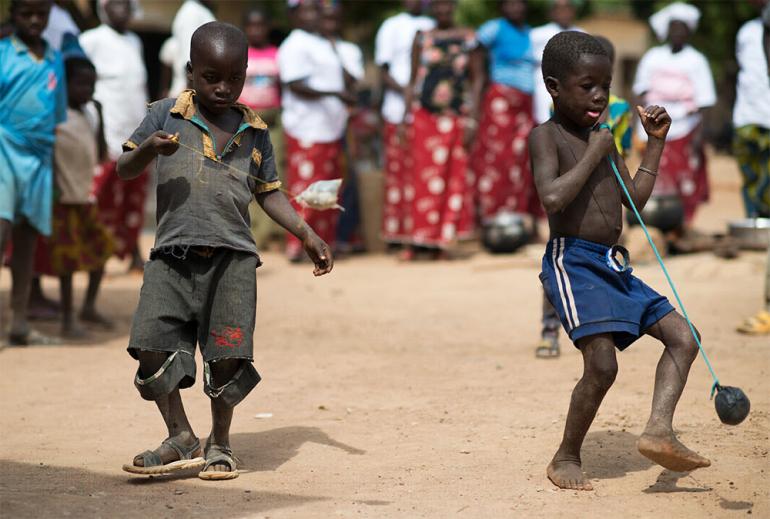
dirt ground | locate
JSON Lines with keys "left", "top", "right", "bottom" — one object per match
{"left": 1, "top": 154, "right": 768, "bottom": 518}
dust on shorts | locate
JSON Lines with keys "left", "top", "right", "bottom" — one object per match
{"left": 539, "top": 237, "right": 675, "bottom": 350}
{"left": 128, "top": 247, "right": 261, "bottom": 406}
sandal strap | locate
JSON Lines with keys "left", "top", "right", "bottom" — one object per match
{"left": 204, "top": 443, "right": 239, "bottom": 471}
{"left": 139, "top": 449, "right": 163, "bottom": 468}
{"left": 162, "top": 437, "right": 201, "bottom": 461}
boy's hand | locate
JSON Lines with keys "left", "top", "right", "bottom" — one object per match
{"left": 637, "top": 105, "right": 671, "bottom": 141}
{"left": 588, "top": 126, "right": 615, "bottom": 156}
{"left": 145, "top": 131, "right": 180, "bottom": 156}
{"left": 303, "top": 234, "right": 334, "bottom": 276}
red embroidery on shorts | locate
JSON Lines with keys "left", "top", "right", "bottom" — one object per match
{"left": 211, "top": 326, "right": 244, "bottom": 348}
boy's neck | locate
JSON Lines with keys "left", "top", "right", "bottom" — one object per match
{"left": 195, "top": 98, "right": 241, "bottom": 127}
{"left": 16, "top": 32, "right": 46, "bottom": 58}
{"left": 552, "top": 111, "right": 591, "bottom": 138}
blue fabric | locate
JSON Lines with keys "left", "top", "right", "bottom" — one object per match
{"left": 539, "top": 237, "right": 675, "bottom": 350}
{"left": 476, "top": 18, "right": 535, "bottom": 94}
{"left": 0, "top": 36, "right": 67, "bottom": 235}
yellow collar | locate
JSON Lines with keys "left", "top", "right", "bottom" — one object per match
{"left": 169, "top": 90, "right": 267, "bottom": 130}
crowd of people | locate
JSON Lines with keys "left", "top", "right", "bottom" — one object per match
{"left": 1, "top": 0, "right": 769, "bottom": 346}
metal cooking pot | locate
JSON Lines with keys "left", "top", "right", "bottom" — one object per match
{"left": 728, "top": 218, "right": 770, "bottom": 250}
{"left": 626, "top": 194, "right": 684, "bottom": 233}
{"left": 481, "top": 211, "right": 532, "bottom": 253}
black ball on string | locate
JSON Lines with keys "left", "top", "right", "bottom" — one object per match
{"left": 714, "top": 385, "right": 750, "bottom": 425}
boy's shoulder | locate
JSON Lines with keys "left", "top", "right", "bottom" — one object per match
{"left": 528, "top": 120, "right": 557, "bottom": 145}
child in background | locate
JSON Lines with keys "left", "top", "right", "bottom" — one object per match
{"left": 530, "top": 31, "right": 709, "bottom": 490}
{"left": 239, "top": 7, "right": 283, "bottom": 250}
{"left": 36, "top": 50, "right": 114, "bottom": 338}
{"left": 0, "top": 0, "right": 67, "bottom": 346}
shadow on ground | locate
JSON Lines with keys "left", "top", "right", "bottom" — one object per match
{"left": 643, "top": 469, "right": 711, "bottom": 494}
{"left": 0, "top": 459, "right": 326, "bottom": 519}
{"left": 581, "top": 430, "right": 654, "bottom": 480}
{"left": 230, "top": 426, "right": 366, "bottom": 473}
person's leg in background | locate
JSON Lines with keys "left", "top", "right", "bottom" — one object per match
{"left": 536, "top": 293, "right": 561, "bottom": 358}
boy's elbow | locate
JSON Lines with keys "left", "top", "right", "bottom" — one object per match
{"left": 542, "top": 193, "right": 562, "bottom": 215}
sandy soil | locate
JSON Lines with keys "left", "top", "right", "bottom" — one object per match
{"left": 1, "top": 155, "right": 768, "bottom": 518}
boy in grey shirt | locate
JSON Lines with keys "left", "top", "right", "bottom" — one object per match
{"left": 118, "top": 22, "right": 332, "bottom": 480}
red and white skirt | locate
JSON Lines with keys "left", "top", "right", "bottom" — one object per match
{"left": 407, "top": 108, "right": 475, "bottom": 249}
{"left": 92, "top": 160, "right": 147, "bottom": 259}
{"left": 381, "top": 121, "right": 414, "bottom": 243}
{"left": 653, "top": 128, "right": 709, "bottom": 223}
{"left": 284, "top": 132, "right": 343, "bottom": 258}
{"left": 471, "top": 83, "right": 541, "bottom": 219}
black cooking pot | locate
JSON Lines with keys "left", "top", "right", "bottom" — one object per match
{"left": 626, "top": 194, "right": 685, "bottom": 232}
{"left": 482, "top": 211, "right": 531, "bottom": 253}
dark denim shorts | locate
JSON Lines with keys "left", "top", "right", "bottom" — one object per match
{"left": 128, "top": 248, "right": 260, "bottom": 404}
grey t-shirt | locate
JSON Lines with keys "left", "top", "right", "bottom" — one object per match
{"left": 124, "top": 90, "right": 281, "bottom": 260}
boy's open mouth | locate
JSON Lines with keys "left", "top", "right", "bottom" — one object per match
{"left": 586, "top": 110, "right": 601, "bottom": 119}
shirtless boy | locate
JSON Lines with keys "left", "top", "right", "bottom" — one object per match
{"left": 529, "top": 31, "right": 710, "bottom": 491}
{"left": 117, "top": 22, "right": 332, "bottom": 480}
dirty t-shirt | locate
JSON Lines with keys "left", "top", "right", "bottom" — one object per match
{"left": 123, "top": 90, "right": 282, "bottom": 260}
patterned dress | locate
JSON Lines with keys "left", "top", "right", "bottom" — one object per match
{"left": 407, "top": 31, "right": 476, "bottom": 248}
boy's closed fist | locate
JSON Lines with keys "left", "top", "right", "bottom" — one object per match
{"left": 303, "top": 234, "right": 334, "bottom": 276}
{"left": 146, "top": 131, "right": 180, "bottom": 156}
{"left": 588, "top": 126, "right": 615, "bottom": 156}
{"left": 637, "top": 105, "right": 671, "bottom": 141}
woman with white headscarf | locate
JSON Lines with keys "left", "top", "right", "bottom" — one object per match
{"left": 632, "top": 2, "right": 716, "bottom": 225}
{"left": 79, "top": 0, "right": 149, "bottom": 271}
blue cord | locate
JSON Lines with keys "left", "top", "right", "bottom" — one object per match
{"left": 600, "top": 124, "right": 721, "bottom": 396}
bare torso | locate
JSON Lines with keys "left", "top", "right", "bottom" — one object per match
{"left": 543, "top": 121, "right": 623, "bottom": 246}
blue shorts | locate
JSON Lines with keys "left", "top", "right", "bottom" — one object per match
{"left": 539, "top": 237, "right": 675, "bottom": 350}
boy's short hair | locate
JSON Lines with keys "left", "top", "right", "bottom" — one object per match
{"left": 542, "top": 31, "right": 608, "bottom": 82}
{"left": 190, "top": 21, "right": 248, "bottom": 65}
{"left": 593, "top": 35, "right": 615, "bottom": 64}
{"left": 64, "top": 56, "right": 95, "bottom": 80}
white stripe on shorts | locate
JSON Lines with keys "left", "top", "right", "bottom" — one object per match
{"left": 558, "top": 238, "right": 580, "bottom": 327}
{"left": 552, "top": 238, "right": 574, "bottom": 330}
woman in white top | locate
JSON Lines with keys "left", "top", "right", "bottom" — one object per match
{"left": 278, "top": 0, "right": 363, "bottom": 260}
{"left": 633, "top": 2, "right": 716, "bottom": 224}
{"left": 375, "top": 0, "right": 434, "bottom": 244}
{"left": 80, "top": 0, "right": 149, "bottom": 270}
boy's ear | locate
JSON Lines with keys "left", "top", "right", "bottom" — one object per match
{"left": 545, "top": 76, "right": 560, "bottom": 99}
{"left": 186, "top": 61, "right": 193, "bottom": 82}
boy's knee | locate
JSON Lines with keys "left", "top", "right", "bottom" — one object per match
{"left": 588, "top": 355, "right": 618, "bottom": 390}
{"left": 134, "top": 350, "right": 196, "bottom": 401}
{"left": 204, "top": 359, "right": 261, "bottom": 408}
{"left": 681, "top": 328, "right": 700, "bottom": 358}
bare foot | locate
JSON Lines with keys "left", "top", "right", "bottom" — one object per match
{"left": 547, "top": 458, "right": 593, "bottom": 491}
{"left": 133, "top": 432, "right": 199, "bottom": 467}
{"left": 637, "top": 432, "right": 711, "bottom": 472}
